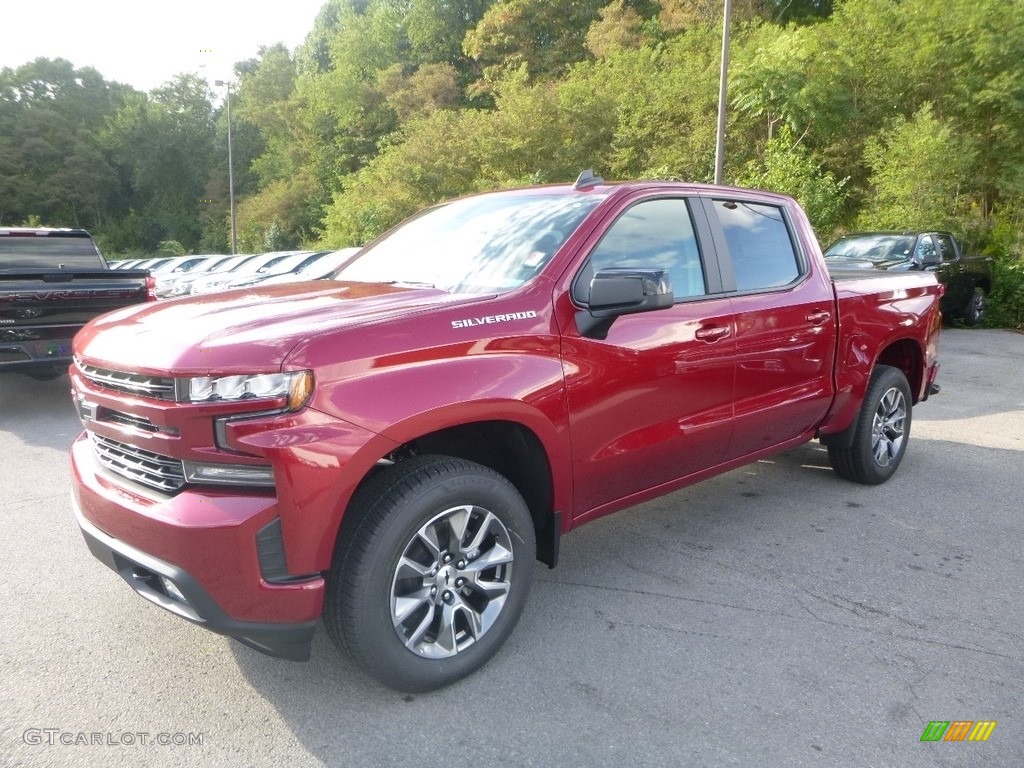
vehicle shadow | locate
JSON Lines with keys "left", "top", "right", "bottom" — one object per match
{"left": 226, "top": 433, "right": 1024, "bottom": 766}
{"left": 0, "top": 372, "right": 80, "bottom": 452}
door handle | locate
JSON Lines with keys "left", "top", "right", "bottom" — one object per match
{"left": 695, "top": 325, "right": 731, "bottom": 342}
{"left": 805, "top": 310, "right": 831, "bottom": 325}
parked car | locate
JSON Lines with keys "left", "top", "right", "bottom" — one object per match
{"left": 215, "top": 251, "right": 332, "bottom": 291}
{"left": 188, "top": 251, "right": 301, "bottom": 295}
{"left": 156, "top": 255, "right": 235, "bottom": 298}
{"left": 823, "top": 231, "right": 993, "bottom": 325}
{"left": 148, "top": 255, "right": 211, "bottom": 276}
{"left": 257, "top": 248, "right": 362, "bottom": 287}
{"left": 167, "top": 254, "right": 256, "bottom": 297}
{"left": 69, "top": 178, "right": 942, "bottom": 692}
{"left": 132, "top": 257, "right": 177, "bottom": 272}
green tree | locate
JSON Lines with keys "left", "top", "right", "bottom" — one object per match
{"left": 736, "top": 128, "right": 848, "bottom": 236}
{"left": 585, "top": 2, "right": 651, "bottom": 58}
{"left": 101, "top": 74, "right": 216, "bottom": 250}
{"left": 464, "top": 0, "right": 606, "bottom": 84}
{"left": 406, "top": 0, "right": 492, "bottom": 66}
{"left": 858, "top": 105, "right": 974, "bottom": 230}
{"left": 0, "top": 58, "right": 132, "bottom": 227}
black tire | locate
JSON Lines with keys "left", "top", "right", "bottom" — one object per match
{"left": 325, "top": 455, "right": 535, "bottom": 692}
{"left": 964, "top": 286, "right": 985, "bottom": 326}
{"left": 828, "top": 365, "right": 913, "bottom": 485}
{"left": 23, "top": 364, "right": 66, "bottom": 381}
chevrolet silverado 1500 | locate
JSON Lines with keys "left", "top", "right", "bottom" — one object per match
{"left": 824, "top": 230, "right": 992, "bottom": 325}
{"left": 69, "top": 178, "right": 942, "bottom": 691}
{"left": 1, "top": 228, "right": 152, "bottom": 379}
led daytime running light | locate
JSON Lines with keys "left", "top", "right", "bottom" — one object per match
{"left": 187, "top": 370, "right": 313, "bottom": 410}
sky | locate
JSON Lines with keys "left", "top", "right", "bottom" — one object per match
{"left": 0, "top": 0, "right": 329, "bottom": 92}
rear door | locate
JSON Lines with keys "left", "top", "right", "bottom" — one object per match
{"left": 560, "top": 193, "right": 738, "bottom": 517}
{"left": 699, "top": 197, "right": 837, "bottom": 459}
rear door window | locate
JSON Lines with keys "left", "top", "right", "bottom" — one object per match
{"left": 934, "top": 233, "right": 958, "bottom": 263}
{"left": 709, "top": 201, "right": 801, "bottom": 292}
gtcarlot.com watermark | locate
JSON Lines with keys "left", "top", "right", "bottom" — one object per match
{"left": 23, "top": 728, "right": 204, "bottom": 747}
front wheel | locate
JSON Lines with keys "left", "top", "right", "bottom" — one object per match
{"left": 325, "top": 455, "right": 535, "bottom": 692}
{"left": 828, "top": 365, "right": 913, "bottom": 485}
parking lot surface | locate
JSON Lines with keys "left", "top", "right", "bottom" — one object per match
{"left": 1, "top": 329, "right": 1022, "bottom": 767}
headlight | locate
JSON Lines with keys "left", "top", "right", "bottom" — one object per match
{"left": 187, "top": 370, "right": 314, "bottom": 410}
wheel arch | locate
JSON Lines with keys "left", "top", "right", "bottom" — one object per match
{"left": 875, "top": 338, "right": 924, "bottom": 405}
{"left": 336, "top": 415, "right": 565, "bottom": 569}
{"left": 820, "top": 336, "right": 924, "bottom": 449}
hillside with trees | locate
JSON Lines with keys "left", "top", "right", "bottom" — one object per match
{"left": 2, "top": 0, "right": 1022, "bottom": 324}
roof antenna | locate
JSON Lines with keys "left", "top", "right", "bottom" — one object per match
{"left": 574, "top": 169, "right": 604, "bottom": 190}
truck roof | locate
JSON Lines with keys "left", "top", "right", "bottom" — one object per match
{"left": 0, "top": 228, "right": 93, "bottom": 237}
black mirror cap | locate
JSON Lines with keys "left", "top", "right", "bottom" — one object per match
{"left": 576, "top": 268, "right": 674, "bottom": 339}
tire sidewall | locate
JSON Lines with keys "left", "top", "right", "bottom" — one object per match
{"left": 965, "top": 288, "right": 985, "bottom": 326}
{"left": 343, "top": 463, "right": 535, "bottom": 691}
{"left": 855, "top": 366, "right": 913, "bottom": 484}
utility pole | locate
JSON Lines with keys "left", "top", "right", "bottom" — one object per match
{"left": 215, "top": 80, "right": 237, "bottom": 254}
{"left": 714, "top": 0, "right": 732, "bottom": 185}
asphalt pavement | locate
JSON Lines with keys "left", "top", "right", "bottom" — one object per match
{"left": 1, "top": 328, "right": 1022, "bottom": 767}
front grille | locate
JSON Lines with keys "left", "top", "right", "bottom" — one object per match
{"left": 90, "top": 433, "right": 186, "bottom": 493}
{"left": 96, "top": 407, "right": 172, "bottom": 434}
{"left": 79, "top": 363, "right": 177, "bottom": 400}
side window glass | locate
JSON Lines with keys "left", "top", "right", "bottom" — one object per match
{"left": 712, "top": 200, "right": 800, "bottom": 291}
{"left": 916, "top": 235, "right": 938, "bottom": 264}
{"left": 581, "top": 198, "right": 706, "bottom": 302}
{"left": 935, "top": 234, "right": 956, "bottom": 262}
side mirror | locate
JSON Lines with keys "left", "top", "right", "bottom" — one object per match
{"left": 576, "top": 268, "right": 674, "bottom": 339}
{"left": 913, "top": 245, "right": 940, "bottom": 268}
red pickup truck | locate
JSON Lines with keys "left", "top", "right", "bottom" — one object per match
{"left": 69, "top": 178, "right": 942, "bottom": 691}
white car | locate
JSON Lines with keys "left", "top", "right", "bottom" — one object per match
{"left": 159, "top": 254, "right": 240, "bottom": 298}
{"left": 188, "top": 251, "right": 302, "bottom": 295}
{"left": 256, "top": 248, "right": 361, "bottom": 286}
{"left": 214, "top": 251, "right": 330, "bottom": 291}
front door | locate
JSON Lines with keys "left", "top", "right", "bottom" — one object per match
{"left": 560, "top": 196, "right": 738, "bottom": 518}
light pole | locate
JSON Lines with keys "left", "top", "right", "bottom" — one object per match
{"left": 714, "top": 0, "right": 732, "bottom": 185}
{"left": 215, "top": 80, "right": 237, "bottom": 254}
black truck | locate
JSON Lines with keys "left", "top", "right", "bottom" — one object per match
{"left": 1, "top": 228, "right": 153, "bottom": 379}
{"left": 823, "top": 231, "right": 993, "bottom": 325}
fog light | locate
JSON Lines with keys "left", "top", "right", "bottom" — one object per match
{"left": 160, "top": 577, "right": 187, "bottom": 603}
{"left": 182, "top": 461, "right": 276, "bottom": 487}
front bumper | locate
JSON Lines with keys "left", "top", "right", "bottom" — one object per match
{"left": 70, "top": 435, "right": 324, "bottom": 660}
{"left": 0, "top": 334, "right": 73, "bottom": 371}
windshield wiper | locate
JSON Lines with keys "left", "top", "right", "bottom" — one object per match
{"left": 379, "top": 280, "right": 437, "bottom": 289}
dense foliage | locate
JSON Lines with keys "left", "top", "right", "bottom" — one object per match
{"left": 2, "top": 0, "right": 1022, "bottom": 323}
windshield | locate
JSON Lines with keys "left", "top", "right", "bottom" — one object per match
{"left": 824, "top": 235, "right": 915, "bottom": 262}
{"left": 334, "top": 192, "right": 605, "bottom": 294}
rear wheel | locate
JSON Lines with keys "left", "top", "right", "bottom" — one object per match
{"left": 964, "top": 286, "right": 986, "bottom": 326}
{"left": 325, "top": 455, "right": 535, "bottom": 692}
{"left": 828, "top": 365, "right": 912, "bottom": 485}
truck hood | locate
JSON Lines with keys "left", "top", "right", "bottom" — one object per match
{"left": 75, "top": 281, "right": 478, "bottom": 374}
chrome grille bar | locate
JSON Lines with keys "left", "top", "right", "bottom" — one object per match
{"left": 90, "top": 433, "right": 186, "bottom": 493}
{"left": 79, "top": 363, "right": 177, "bottom": 400}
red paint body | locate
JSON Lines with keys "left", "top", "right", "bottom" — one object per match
{"left": 69, "top": 182, "right": 942, "bottom": 649}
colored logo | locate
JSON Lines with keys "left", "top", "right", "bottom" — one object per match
{"left": 920, "top": 721, "right": 996, "bottom": 742}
